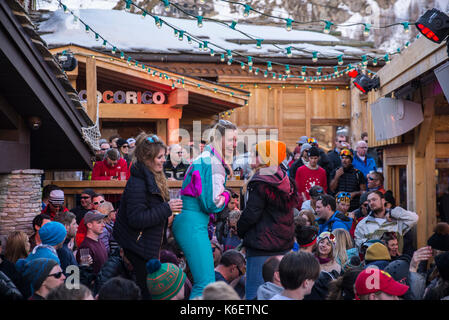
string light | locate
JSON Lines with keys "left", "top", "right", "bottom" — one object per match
{"left": 363, "top": 23, "right": 371, "bottom": 36}
{"left": 286, "top": 46, "right": 292, "bottom": 58}
{"left": 230, "top": 21, "right": 237, "bottom": 29}
{"left": 197, "top": 16, "right": 203, "bottom": 28}
{"left": 248, "top": 56, "right": 253, "bottom": 66}
{"left": 337, "top": 55, "right": 343, "bottom": 65}
{"left": 312, "top": 52, "right": 318, "bottom": 63}
{"left": 125, "top": 0, "right": 131, "bottom": 12}
{"left": 226, "top": 50, "right": 232, "bottom": 59}
{"left": 220, "top": 53, "right": 225, "bottom": 62}
{"left": 267, "top": 61, "right": 272, "bottom": 71}
{"left": 210, "top": 49, "right": 215, "bottom": 56}
{"left": 243, "top": 4, "right": 251, "bottom": 17}
{"left": 402, "top": 22, "right": 410, "bottom": 33}
{"left": 162, "top": 0, "right": 170, "bottom": 12}
{"left": 286, "top": 18, "right": 293, "bottom": 31}
{"left": 256, "top": 39, "right": 263, "bottom": 49}
{"left": 323, "top": 20, "right": 333, "bottom": 34}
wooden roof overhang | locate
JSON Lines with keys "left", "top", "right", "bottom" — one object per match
{"left": 49, "top": 45, "right": 249, "bottom": 119}
{"left": 0, "top": 1, "right": 93, "bottom": 170}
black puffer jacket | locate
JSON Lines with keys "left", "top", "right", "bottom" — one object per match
{"left": 237, "top": 167, "right": 299, "bottom": 256}
{"left": 113, "top": 161, "right": 172, "bottom": 261}
{"left": 0, "top": 271, "right": 23, "bottom": 300}
{"left": 94, "top": 252, "right": 135, "bottom": 295}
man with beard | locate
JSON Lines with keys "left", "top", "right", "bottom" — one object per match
{"left": 329, "top": 149, "right": 366, "bottom": 212}
{"left": 354, "top": 191, "right": 418, "bottom": 252}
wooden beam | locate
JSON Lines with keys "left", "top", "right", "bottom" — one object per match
{"left": 415, "top": 97, "right": 435, "bottom": 158}
{"left": 168, "top": 88, "right": 188, "bottom": 108}
{"left": 156, "top": 119, "right": 167, "bottom": 144}
{"left": 167, "top": 118, "right": 180, "bottom": 146}
{"left": 378, "top": 37, "right": 447, "bottom": 96}
{"left": 66, "top": 64, "right": 78, "bottom": 91}
{"left": 86, "top": 56, "right": 97, "bottom": 123}
{"left": 99, "top": 103, "right": 182, "bottom": 119}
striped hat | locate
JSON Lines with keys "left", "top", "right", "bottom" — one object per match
{"left": 146, "top": 259, "right": 186, "bottom": 300}
{"left": 48, "top": 189, "right": 64, "bottom": 206}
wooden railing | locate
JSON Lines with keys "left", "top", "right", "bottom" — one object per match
{"left": 43, "top": 180, "right": 246, "bottom": 210}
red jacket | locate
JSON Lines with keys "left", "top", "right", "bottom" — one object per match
{"left": 91, "top": 158, "right": 130, "bottom": 181}
{"left": 41, "top": 206, "right": 69, "bottom": 220}
{"left": 295, "top": 165, "right": 327, "bottom": 208}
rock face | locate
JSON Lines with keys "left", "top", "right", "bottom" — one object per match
{"left": 0, "top": 170, "right": 43, "bottom": 240}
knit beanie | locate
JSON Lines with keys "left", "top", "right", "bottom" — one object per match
{"left": 308, "top": 146, "right": 320, "bottom": 158}
{"left": 146, "top": 259, "right": 186, "bottom": 300}
{"left": 22, "top": 258, "right": 58, "bottom": 294}
{"left": 256, "top": 140, "right": 286, "bottom": 167}
{"left": 38, "top": 221, "right": 67, "bottom": 246}
{"left": 365, "top": 242, "right": 391, "bottom": 261}
{"left": 116, "top": 138, "right": 128, "bottom": 148}
{"left": 48, "top": 189, "right": 64, "bottom": 206}
{"left": 427, "top": 223, "right": 449, "bottom": 251}
{"left": 295, "top": 225, "right": 318, "bottom": 248}
{"left": 300, "top": 143, "right": 312, "bottom": 154}
{"left": 435, "top": 251, "right": 449, "bottom": 281}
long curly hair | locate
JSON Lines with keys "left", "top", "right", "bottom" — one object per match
{"left": 133, "top": 132, "right": 169, "bottom": 201}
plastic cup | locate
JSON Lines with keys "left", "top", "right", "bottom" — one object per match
{"left": 79, "top": 248, "right": 90, "bottom": 266}
{"left": 169, "top": 189, "right": 181, "bottom": 215}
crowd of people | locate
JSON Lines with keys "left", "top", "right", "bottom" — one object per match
{"left": 1, "top": 122, "right": 449, "bottom": 301}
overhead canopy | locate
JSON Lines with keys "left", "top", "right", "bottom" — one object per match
{"left": 50, "top": 44, "right": 249, "bottom": 118}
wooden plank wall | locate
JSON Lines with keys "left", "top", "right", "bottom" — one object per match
{"left": 229, "top": 85, "right": 350, "bottom": 151}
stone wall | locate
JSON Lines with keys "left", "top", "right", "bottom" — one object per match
{"left": 0, "top": 169, "right": 43, "bottom": 240}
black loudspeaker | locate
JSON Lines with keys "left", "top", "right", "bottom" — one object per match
{"left": 434, "top": 61, "right": 449, "bottom": 102}
{"left": 370, "top": 97, "right": 424, "bottom": 141}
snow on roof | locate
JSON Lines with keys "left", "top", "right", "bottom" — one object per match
{"left": 37, "top": 8, "right": 373, "bottom": 59}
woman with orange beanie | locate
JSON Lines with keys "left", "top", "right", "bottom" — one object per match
{"left": 237, "top": 140, "right": 299, "bottom": 300}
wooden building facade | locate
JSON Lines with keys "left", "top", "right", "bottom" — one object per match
{"left": 351, "top": 36, "right": 449, "bottom": 248}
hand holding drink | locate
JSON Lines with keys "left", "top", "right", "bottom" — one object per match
{"left": 169, "top": 189, "right": 183, "bottom": 215}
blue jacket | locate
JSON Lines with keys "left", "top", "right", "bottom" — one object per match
{"left": 352, "top": 154, "right": 377, "bottom": 178}
{"left": 318, "top": 212, "right": 353, "bottom": 234}
{"left": 57, "top": 239, "right": 78, "bottom": 272}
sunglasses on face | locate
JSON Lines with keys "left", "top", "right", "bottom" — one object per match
{"left": 121, "top": 145, "right": 129, "bottom": 149}
{"left": 48, "top": 271, "right": 64, "bottom": 279}
{"left": 237, "top": 265, "right": 245, "bottom": 277}
{"left": 93, "top": 200, "right": 105, "bottom": 205}
{"left": 368, "top": 176, "right": 377, "bottom": 181}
